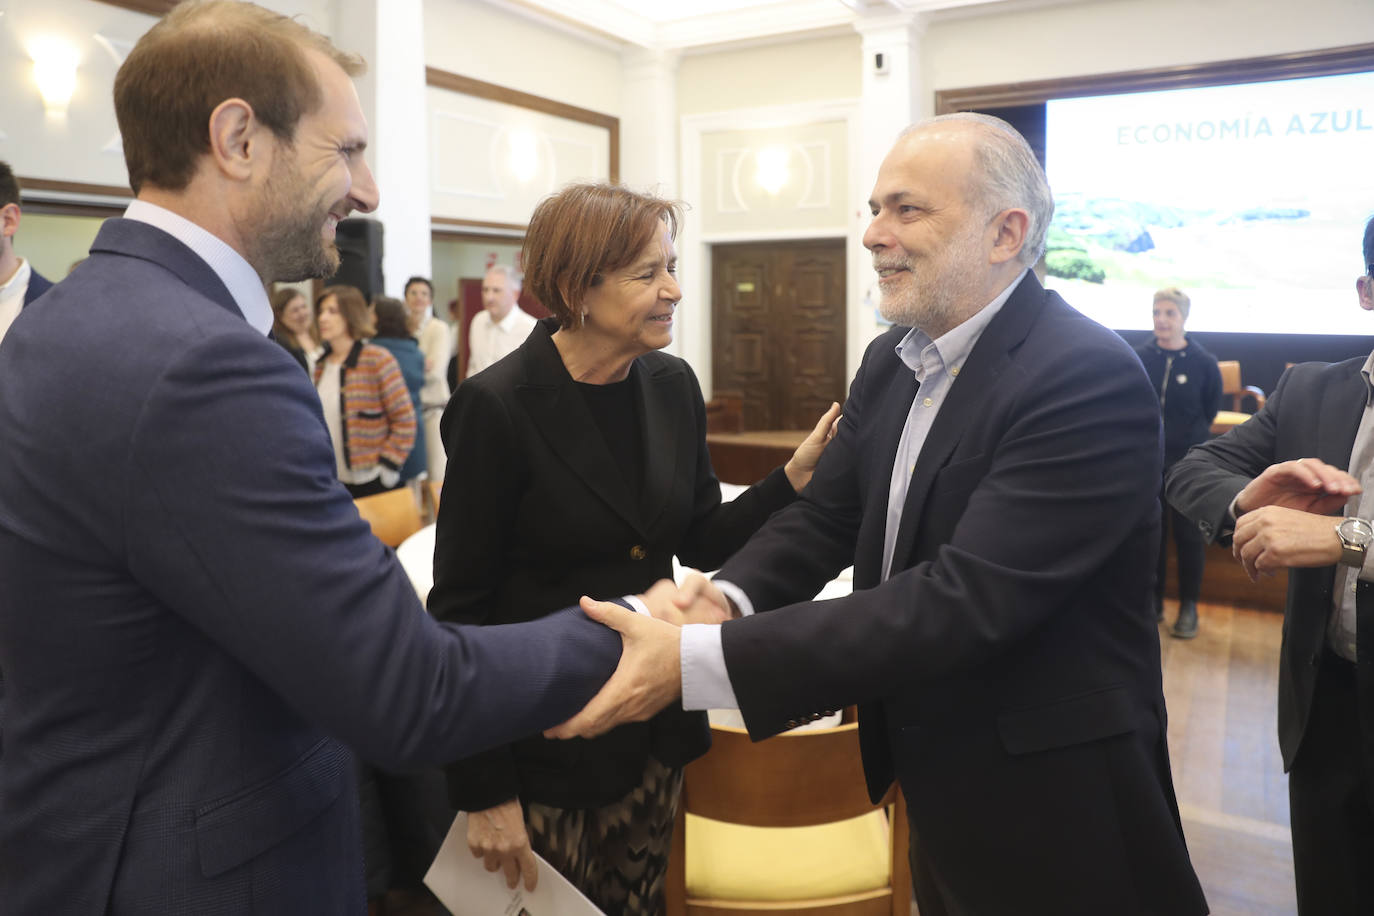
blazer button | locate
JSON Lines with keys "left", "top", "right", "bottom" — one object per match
{"left": 629, "top": 545, "right": 647, "bottom": 560}
{"left": 786, "top": 719, "right": 800, "bottom": 729}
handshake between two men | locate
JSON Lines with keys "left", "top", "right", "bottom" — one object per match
{"left": 545, "top": 574, "right": 733, "bottom": 741}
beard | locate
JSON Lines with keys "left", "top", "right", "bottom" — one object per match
{"left": 249, "top": 155, "right": 341, "bottom": 283}
{"left": 875, "top": 220, "right": 987, "bottom": 334}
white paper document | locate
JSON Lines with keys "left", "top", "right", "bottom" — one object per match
{"left": 423, "top": 812, "right": 604, "bottom": 915}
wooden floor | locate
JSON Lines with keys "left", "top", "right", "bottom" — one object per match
{"left": 1160, "top": 600, "right": 1295, "bottom": 916}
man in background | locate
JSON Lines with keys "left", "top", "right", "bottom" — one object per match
{"left": 404, "top": 275, "right": 450, "bottom": 481}
{"left": 0, "top": 161, "right": 54, "bottom": 344}
{"left": 555, "top": 114, "right": 1208, "bottom": 915}
{"left": 466, "top": 263, "right": 536, "bottom": 376}
{"left": 1167, "top": 217, "right": 1374, "bottom": 914}
{"left": 0, "top": 3, "right": 620, "bottom": 910}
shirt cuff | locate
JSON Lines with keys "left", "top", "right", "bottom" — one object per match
{"left": 681, "top": 624, "right": 740, "bottom": 710}
{"left": 623, "top": 594, "right": 651, "bottom": 616}
{"left": 712, "top": 579, "right": 755, "bottom": 617}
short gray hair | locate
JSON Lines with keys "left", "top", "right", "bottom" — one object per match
{"left": 902, "top": 112, "right": 1054, "bottom": 267}
{"left": 486, "top": 264, "right": 523, "bottom": 292}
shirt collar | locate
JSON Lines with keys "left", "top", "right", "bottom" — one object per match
{"left": 1360, "top": 349, "right": 1374, "bottom": 407}
{"left": 0, "top": 257, "right": 31, "bottom": 297}
{"left": 124, "top": 200, "right": 273, "bottom": 335}
{"left": 495, "top": 306, "right": 525, "bottom": 332}
{"left": 894, "top": 268, "right": 1026, "bottom": 378}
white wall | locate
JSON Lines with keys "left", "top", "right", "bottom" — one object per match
{"left": 423, "top": 0, "right": 623, "bottom": 116}
{"left": 678, "top": 33, "right": 863, "bottom": 116}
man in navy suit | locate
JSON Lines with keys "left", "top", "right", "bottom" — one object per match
{"left": 555, "top": 115, "right": 1208, "bottom": 914}
{"left": 0, "top": 3, "right": 622, "bottom": 912}
{"left": 0, "top": 160, "right": 54, "bottom": 344}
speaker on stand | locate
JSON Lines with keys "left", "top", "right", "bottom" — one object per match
{"left": 326, "top": 218, "right": 384, "bottom": 302}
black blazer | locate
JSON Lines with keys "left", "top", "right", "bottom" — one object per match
{"left": 430, "top": 319, "right": 796, "bottom": 810}
{"left": 714, "top": 274, "right": 1206, "bottom": 914}
{"left": 1167, "top": 358, "right": 1368, "bottom": 771}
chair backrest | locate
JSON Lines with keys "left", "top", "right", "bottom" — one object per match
{"left": 353, "top": 486, "right": 425, "bottom": 548}
{"left": 665, "top": 721, "right": 910, "bottom": 916}
{"left": 1217, "top": 360, "right": 1267, "bottom": 413}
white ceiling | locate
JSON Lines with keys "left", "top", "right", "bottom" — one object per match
{"left": 497, "top": 0, "right": 1093, "bottom": 52}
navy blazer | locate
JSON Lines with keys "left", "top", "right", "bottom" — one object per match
{"left": 0, "top": 219, "right": 621, "bottom": 914}
{"left": 715, "top": 274, "right": 1207, "bottom": 914}
{"left": 431, "top": 319, "right": 795, "bottom": 810}
{"left": 1167, "top": 358, "right": 1369, "bottom": 772}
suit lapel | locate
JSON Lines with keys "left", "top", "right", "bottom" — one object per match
{"left": 1316, "top": 363, "right": 1367, "bottom": 470}
{"left": 886, "top": 274, "right": 1044, "bottom": 572}
{"left": 515, "top": 323, "right": 645, "bottom": 534}
{"left": 638, "top": 358, "right": 687, "bottom": 532}
{"left": 855, "top": 367, "right": 920, "bottom": 587}
{"left": 89, "top": 219, "right": 242, "bottom": 321}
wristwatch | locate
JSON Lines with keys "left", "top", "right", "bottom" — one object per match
{"left": 1335, "top": 517, "right": 1374, "bottom": 567}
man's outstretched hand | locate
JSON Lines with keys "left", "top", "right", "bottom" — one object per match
{"left": 1234, "top": 458, "right": 1360, "bottom": 517}
{"left": 545, "top": 596, "right": 684, "bottom": 740}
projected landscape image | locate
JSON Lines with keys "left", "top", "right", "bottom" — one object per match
{"left": 1045, "top": 71, "right": 1373, "bottom": 335}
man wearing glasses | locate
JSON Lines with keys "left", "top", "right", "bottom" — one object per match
{"left": 1167, "top": 216, "right": 1374, "bottom": 914}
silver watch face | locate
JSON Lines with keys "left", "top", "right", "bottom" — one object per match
{"left": 1339, "top": 517, "right": 1374, "bottom": 547}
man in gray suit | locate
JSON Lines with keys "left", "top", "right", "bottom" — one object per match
{"left": 0, "top": 3, "right": 620, "bottom": 912}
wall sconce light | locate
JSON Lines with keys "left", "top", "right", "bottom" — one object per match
{"left": 29, "top": 36, "right": 81, "bottom": 116}
{"left": 755, "top": 146, "right": 790, "bottom": 194}
{"left": 505, "top": 128, "right": 539, "bottom": 184}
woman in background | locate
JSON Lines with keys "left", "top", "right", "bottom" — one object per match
{"left": 429, "top": 182, "right": 838, "bottom": 912}
{"left": 269, "top": 287, "right": 321, "bottom": 374}
{"left": 370, "top": 296, "right": 428, "bottom": 483}
{"left": 313, "top": 285, "right": 416, "bottom": 498}
{"left": 1135, "top": 286, "right": 1221, "bottom": 639}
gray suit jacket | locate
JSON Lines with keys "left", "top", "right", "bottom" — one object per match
{"left": 0, "top": 219, "right": 620, "bottom": 914}
{"left": 1167, "top": 357, "right": 1369, "bottom": 770}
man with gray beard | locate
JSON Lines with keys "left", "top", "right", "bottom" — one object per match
{"left": 549, "top": 113, "right": 1208, "bottom": 914}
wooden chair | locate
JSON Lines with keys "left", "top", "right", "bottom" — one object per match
{"left": 665, "top": 720, "right": 910, "bottom": 916}
{"left": 353, "top": 485, "right": 426, "bottom": 548}
{"left": 1217, "top": 360, "right": 1266, "bottom": 412}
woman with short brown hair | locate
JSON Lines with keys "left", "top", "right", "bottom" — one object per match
{"left": 430, "top": 183, "right": 838, "bottom": 912}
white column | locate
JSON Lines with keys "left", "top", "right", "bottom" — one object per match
{"left": 848, "top": 11, "right": 926, "bottom": 377}
{"left": 332, "top": 0, "right": 432, "bottom": 297}
{"left": 619, "top": 47, "right": 681, "bottom": 196}
{"left": 620, "top": 46, "right": 690, "bottom": 360}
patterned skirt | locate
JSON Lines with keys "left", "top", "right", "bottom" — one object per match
{"left": 525, "top": 757, "right": 683, "bottom": 915}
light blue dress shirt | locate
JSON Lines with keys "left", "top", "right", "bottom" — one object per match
{"left": 124, "top": 200, "right": 273, "bottom": 335}
{"left": 680, "top": 271, "right": 1026, "bottom": 711}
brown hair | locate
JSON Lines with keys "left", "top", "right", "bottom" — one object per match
{"left": 113, "top": 0, "right": 364, "bottom": 194}
{"left": 372, "top": 296, "right": 412, "bottom": 339}
{"left": 316, "top": 284, "right": 375, "bottom": 339}
{"left": 522, "top": 183, "right": 682, "bottom": 328}
{"left": 269, "top": 287, "right": 312, "bottom": 344}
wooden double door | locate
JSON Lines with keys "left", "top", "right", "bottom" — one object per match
{"left": 711, "top": 239, "right": 847, "bottom": 431}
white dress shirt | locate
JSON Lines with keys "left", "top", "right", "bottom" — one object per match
{"left": 124, "top": 200, "right": 272, "bottom": 334}
{"left": 467, "top": 306, "right": 537, "bottom": 376}
{"left": 680, "top": 271, "right": 1026, "bottom": 711}
{"left": 0, "top": 257, "right": 33, "bottom": 344}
